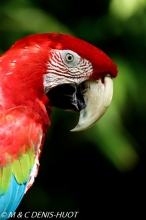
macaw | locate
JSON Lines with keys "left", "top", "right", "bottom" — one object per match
{"left": 0, "top": 33, "right": 118, "bottom": 219}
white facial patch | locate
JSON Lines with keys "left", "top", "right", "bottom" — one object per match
{"left": 43, "top": 49, "right": 93, "bottom": 93}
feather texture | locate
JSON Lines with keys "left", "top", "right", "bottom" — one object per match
{"left": 0, "top": 106, "right": 44, "bottom": 218}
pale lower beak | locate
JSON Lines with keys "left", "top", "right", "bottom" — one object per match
{"left": 71, "top": 75, "right": 113, "bottom": 131}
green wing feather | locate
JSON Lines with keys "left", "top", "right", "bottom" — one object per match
{"left": 12, "top": 151, "right": 35, "bottom": 184}
{"left": 0, "top": 166, "right": 12, "bottom": 194}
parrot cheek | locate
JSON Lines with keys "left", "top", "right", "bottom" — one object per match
{"left": 71, "top": 75, "right": 113, "bottom": 131}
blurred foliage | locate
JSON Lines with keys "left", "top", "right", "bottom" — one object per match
{"left": 0, "top": 0, "right": 146, "bottom": 219}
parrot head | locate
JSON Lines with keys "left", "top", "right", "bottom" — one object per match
{"left": 0, "top": 33, "right": 118, "bottom": 131}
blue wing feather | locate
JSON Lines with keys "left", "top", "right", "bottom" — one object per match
{"left": 0, "top": 174, "right": 26, "bottom": 220}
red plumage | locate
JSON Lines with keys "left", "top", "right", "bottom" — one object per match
{"left": 0, "top": 33, "right": 118, "bottom": 217}
{"left": 0, "top": 106, "right": 43, "bottom": 166}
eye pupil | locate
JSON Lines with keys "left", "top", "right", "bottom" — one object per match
{"left": 68, "top": 55, "right": 72, "bottom": 60}
{"left": 66, "top": 53, "right": 74, "bottom": 62}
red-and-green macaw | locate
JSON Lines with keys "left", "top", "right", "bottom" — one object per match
{"left": 0, "top": 33, "right": 118, "bottom": 219}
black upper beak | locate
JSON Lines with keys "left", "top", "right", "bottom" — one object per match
{"left": 47, "top": 83, "right": 86, "bottom": 112}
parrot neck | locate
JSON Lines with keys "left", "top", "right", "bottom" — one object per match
{"left": 0, "top": 46, "right": 51, "bottom": 133}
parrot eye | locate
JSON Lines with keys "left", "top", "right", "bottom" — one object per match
{"left": 65, "top": 53, "right": 74, "bottom": 63}
{"left": 61, "top": 50, "right": 80, "bottom": 67}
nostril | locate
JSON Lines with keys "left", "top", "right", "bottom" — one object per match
{"left": 101, "top": 76, "right": 105, "bottom": 84}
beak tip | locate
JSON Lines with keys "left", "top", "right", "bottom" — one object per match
{"left": 70, "top": 125, "right": 83, "bottom": 132}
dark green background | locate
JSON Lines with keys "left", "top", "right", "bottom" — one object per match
{"left": 0, "top": 0, "right": 145, "bottom": 219}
